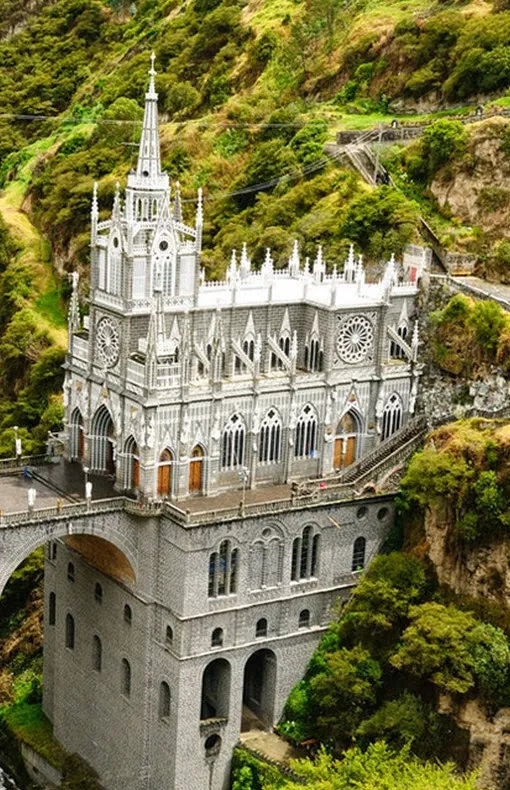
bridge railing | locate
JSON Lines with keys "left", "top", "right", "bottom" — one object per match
{"left": 0, "top": 496, "right": 126, "bottom": 527}
{"left": 0, "top": 454, "right": 50, "bottom": 475}
{"left": 430, "top": 274, "right": 510, "bottom": 312}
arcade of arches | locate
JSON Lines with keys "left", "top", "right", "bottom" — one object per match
{"left": 200, "top": 649, "right": 277, "bottom": 733}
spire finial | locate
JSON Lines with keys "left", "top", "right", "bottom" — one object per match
{"left": 92, "top": 181, "right": 98, "bottom": 216}
{"left": 148, "top": 52, "right": 157, "bottom": 94}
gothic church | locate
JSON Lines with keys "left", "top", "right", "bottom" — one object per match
{"left": 43, "top": 57, "right": 422, "bottom": 790}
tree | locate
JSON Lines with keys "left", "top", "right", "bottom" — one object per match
{"left": 390, "top": 603, "right": 478, "bottom": 694}
{"left": 421, "top": 120, "right": 467, "bottom": 177}
{"left": 339, "top": 553, "right": 427, "bottom": 653}
{"left": 309, "top": 645, "right": 382, "bottom": 747}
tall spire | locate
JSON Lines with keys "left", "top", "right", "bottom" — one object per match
{"left": 136, "top": 53, "right": 162, "bottom": 182}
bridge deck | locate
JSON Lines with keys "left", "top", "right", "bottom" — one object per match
{"left": 0, "top": 460, "right": 116, "bottom": 514}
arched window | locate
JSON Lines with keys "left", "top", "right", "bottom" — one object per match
{"left": 381, "top": 393, "right": 403, "bottom": 440}
{"left": 298, "top": 609, "right": 310, "bottom": 629}
{"left": 295, "top": 405, "right": 317, "bottom": 459}
{"left": 291, "top": 526, "right": 320, "bottom": 581}
{"left": 69, "top": 408, "right": 84, "bottom": 461}
{"left": 121, "top": 658, "right": 131, "bottom": 697}
{"left": 166, "top": 625, "right": 173, "bottom": 647}
{"left": 124, "top": 604, "right": 132, "bottom": 625}
{"left": 258, "top": 409, "right": 282, "bottom": 464}
{"left": 221, "top": 414, "right": 245, "bottom": 469}
{"left": 211, "top": 628, "right": 223, "bottom": 648}
{"left": 91, "top": 406, "right": 115, "bottom": 473}
{"left": 243, "top": 338, "right": 255, "bottom": 362}
{"left": 51, "top": 542, "right": 57, "bottom": 561}
{"left": 94, "top": 582, "right": 103, "bottom": 604}
{"left": 159, "top": 681, "right": 171, "bottom": 720}
{"left": 255, "top": 618, "right": 267, "bottom": 638}
{"left": 208, "top": 540, "right": 239, "bottom": 598}
{"left": 390, "top": 322, "right": 409, "bottom": 359}
{"left": 93, "top": 635, "right": 102, "bottom": 672}
{"left": 48, "top": 592, "right": 56, "bottom": 626}
{"left": 352, "top": 536, "right": 366, "bottom": 571}
{"left": 124, "top": 436, "right": 139, "bottom": 490}
{"left": 67, "top": 562, "right": 75, "bottom": 582}
{"left": 65, "top": 613, "right": 75, "bottom": 649}
{"left": 305, "top": 338, "right": 323, "bottom": 372}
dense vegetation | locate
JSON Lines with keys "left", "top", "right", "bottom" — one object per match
{"left": 232, "top": 743, "right": 479, "bottom": 789}
{"left": 428, "top": 293, "right": 510, "bottom": 377}
{"left": 228, "top": 420, "right": 510, "bottom": 789}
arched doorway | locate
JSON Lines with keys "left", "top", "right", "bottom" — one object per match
{"left": 124, "top": 437, "right": 139, "bottom": 490}
{"left": 91, "top": 406, "right": 115, "bottom": 474}
{"left": 157, "top": 449, "right": 173, "bottom": 497}
{"left": 69, "top": 408, "right": 84, "bottom": 461}
{"left": 189, "top": 445, "right": 204, "bottom": 494}
{"left": 242, "top": 649, "right": 277, "bottom": 732}
{"left": 334, "top": 411, "right": 359, "bottom": 470}
{"left": 200, "top": 658, "right": 231, "bottom": 721}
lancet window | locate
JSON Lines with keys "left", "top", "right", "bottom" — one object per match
{"left": 258, "top": 409, "right": 282, "bottom": 464}
{"left": 208, "top": 540, "right": 239, "bottom": 598}
{"left": 221, "top": 414, "right": 245, "bottom": 469}
{"left": 304, "top": 337, "right": 323, "bottom": 372}
{"left": 250, "top": 533, "right": 283, "bottom": 590}
{"left": 352, "top": 536, "right": 366, "bottom": 571}
{"left": 381, "top": 393, "right": 403, "bottom": 440}
{"left": 291, "top": 526, "right": 320, "bottom": 581}
{"left": 295, "top": 405, "right": 318, "bottom": 459}
{"left": 390, "top": 322, "right": 409, "bottom": 359}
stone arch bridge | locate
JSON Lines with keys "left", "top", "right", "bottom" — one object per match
{"left": 0, "top": 416, "right": 428, "bottom": 596}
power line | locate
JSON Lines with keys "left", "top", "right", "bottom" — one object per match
{"left": 0, "top": 111, "right": 320, "bottom": 128}
{"left": 181, "top": 149, "right": 344, "bottom": 202}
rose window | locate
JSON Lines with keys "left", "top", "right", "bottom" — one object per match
{"left": 337, "top": 315, "right": 374, "bottom": 363}
{"left": 96, "top": 317, "right": 120, "bottom": 368}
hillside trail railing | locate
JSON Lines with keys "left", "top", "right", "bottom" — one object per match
{"left": 334, "top": 129, "right": 449, "bottom": 272}
{"left": 430, "top": 273, "right": 510, "bottom": 312}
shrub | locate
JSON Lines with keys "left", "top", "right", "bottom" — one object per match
{"left": 421, "top": 120, "right": 468, "bottom": 177}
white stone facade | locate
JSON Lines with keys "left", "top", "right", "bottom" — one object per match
{"left": 63, "top": 66, "right": 422, "bottom": 504}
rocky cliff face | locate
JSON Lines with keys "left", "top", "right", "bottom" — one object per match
{"left": 424, "top": 507, "right": 509, "bottom": 603}
{"left": 431, "top": 117, "right": 510, "bottom": 239}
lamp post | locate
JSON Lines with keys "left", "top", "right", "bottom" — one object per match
{"left": 239, "top": 466, "right": 249, "bottom": 513}
{"left": 83, "top": 466, "right": 89, "bottom": 499}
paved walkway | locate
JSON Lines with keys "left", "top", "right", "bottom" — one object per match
{"left": 240, "top": 729, "right": 304, "bottom": 766}
{"left": 0, "top": 460, "right": 118, "bottom": 514}
{"left": 455, "top": 276, "right": 510, "bottom": 308}
{"left": 0, "top": 474, "right": 58, "bottom": 513}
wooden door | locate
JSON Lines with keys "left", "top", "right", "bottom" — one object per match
{"left": 106, "top": 440, "right": 115, "bottom": 474}
{"left": 189, "top": 446, "right": 203, "bottom": 493}
{"left": 344, "top": 436, "right": 356, "bottom": 467}
{"left": 132, "top": 458, "right": 140, "bottom": 489}
{"left": 334, "top": 438, "right": 342, "bottom": 470}
{"left": 158, "top": 463, "right": 172, "bottom": 497}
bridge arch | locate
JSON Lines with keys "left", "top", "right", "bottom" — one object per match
{"left": 0, "top": 515, "right": 138, "bottom": 598}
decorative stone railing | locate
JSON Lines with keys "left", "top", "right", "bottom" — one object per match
{"left": 0, "top": 496, "right": 127, "bottom": 528}
{"left": 0, "top": 454, "right": 50, "bottom": 474}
